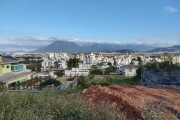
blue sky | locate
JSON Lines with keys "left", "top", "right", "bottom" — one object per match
{"left": 0, "top": 0, "right": 180, "bottom": 51}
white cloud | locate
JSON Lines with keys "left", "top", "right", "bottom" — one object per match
{"left": 0, "top": 36, "right": 178, "bottom": 51}
{"left": 164, "top": 6, "right": 178, "bottom": 12}
{"left": 133, "top": 39, "right": 177, "bottom": 47}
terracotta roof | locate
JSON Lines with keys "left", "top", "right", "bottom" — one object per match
{"left": 0, "top": 72, "right": 32, "bottom": 82}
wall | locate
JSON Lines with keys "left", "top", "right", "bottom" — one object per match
{"left": 2, "top": 63, "right": 11, "bottom": 74}
{"left": 0, "top": 65, "right": 2, "bottom": 75}
{"left": 7, "top": 75, "right": 29, "bottom": 90}
{"left": 65, "top": 77, "right": 78, "bottom": 89}
{"left": 0, "top": 55, "right": 2, "bottom": 62}
{"left": 8, "top": 75, "right": 28, "bottom": 84}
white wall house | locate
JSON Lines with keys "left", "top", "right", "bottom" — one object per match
{"left": 172, "top": 55, "right": 180, "bottom": 64}
{"left": 78, "top": 63, "right": 92, "bottom": 69}
{"left": 121, "top": 64, "right": 138, "bottom": 76}
{"left": 32, "top": 71, "right": 57, "bottom": 79}
{"left": 64, "top": 68, "right": 89, "bottom": 77}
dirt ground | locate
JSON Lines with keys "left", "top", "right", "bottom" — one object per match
{"left": 82, "top": 85, "right": 180, "bottom": 120}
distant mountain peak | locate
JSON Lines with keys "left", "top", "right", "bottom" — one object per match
{"left": 148, "top": 45, "right": 180, "bottom": 52}
{"left": 34, "top": 40, "right": 157, "bottom": 53}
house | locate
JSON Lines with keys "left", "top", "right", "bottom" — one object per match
{"left": 172, "top": 55, "right": 180, "bottom": 64}
{"left": 0, "top": 55, "right": 32, "bottom": 90}
{"left": 121, "top": 64, "right": 138, "bottom": 76}
{"left": 64, "top": 68, "right": 89, "bottom": 77}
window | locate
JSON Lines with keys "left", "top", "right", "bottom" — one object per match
{"left": 7, "top": 66, "right": 9, "bottom": 68}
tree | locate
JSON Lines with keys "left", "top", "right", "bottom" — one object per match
{"left": 90, "top": 67, "right": 103, "bottom": 75}
{"left": 154, "top": 61, "right": 159, "bottom": 70}
{"left": 137, "top": 57, "right": 143, "bottom": 66}
{"left": 78, "top": 75, "right": 88, "bottom": 86}
{"left": 67, "top": 58, "right": 80, "bottom": 69}
{"left": 54, "top": 70, "right": 64, "bottom": 77}
{"left": 105, "top": 66, "right": 116, "bottom": 75}
{"left": 113, "top": 58, "right": 117, "bottom": 66}
{"left": 107, "top": 62, "right": 112, "bottom": 66}
{"left": 39, "top": 79, "right": 61, "bottom": 88}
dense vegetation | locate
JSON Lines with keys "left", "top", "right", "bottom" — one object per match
{"left": 78, "top": 75, "right": 140, "bottom": 89}
{"left": 135, "top": 60, "right": 180, "bottom": 79}
{"left": 89, "top": 66, "right": 117, "bottom": 75}
{"left": 67, "top": 58, "right": 80, "bottom": 69}
{"left": 0, "top": 90, "right": 123, "bottom": 120}
{"left": 54, "top": 70, "right": 64, "bottom": 77}
{"left": 20, "top": 60, "right": 42, "bottom": 72}
{"left": 39, "top": 79, "right": 61, "bottom": 89}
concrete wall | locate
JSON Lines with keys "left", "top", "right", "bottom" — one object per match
{"left": 65, "top": 77, "right": 78, "bottom": 89}
{"left": 7, "top": 75, "right": 28, "bottom": 84}
{"left": 0, "top": 55, "right": 2, "bottom": 62}
{"left": 6, "top": 75, "right": 29, "bottom": 90}
{"left": 0, "top": 65, "right": 2, "bottom": 75}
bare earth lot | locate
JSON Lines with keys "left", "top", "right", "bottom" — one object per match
{"left": 82, "top": 85, "right": 180, "bottom": 119}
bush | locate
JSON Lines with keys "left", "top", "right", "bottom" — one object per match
{"left": 0, "top": 91, "right": 123, "bottom": 120}
{"left": 78, "top": 75, "right": 89, "bottom": 86}
{"left": 67, "top": 77, "right": 76, "bottom": 81}
{"left": 39, "top": 79, "right": 61, "bottom": 88}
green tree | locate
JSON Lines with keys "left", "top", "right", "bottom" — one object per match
{"left": 39, "top": 79, "right": 61, "bottom": 88}
{"left": 154, "top": 61, "right": 159, "bottom": 70}
{"left": 78, "top": 75, "right": 88, "bottom": 86}
{"left": 54, "top": 70, "right": 64, "bottom": 77}
{"left": 67, "top": 58, "right": 80, "bottom": 69}
{"left": 105, "top": 66, "right": 116, "bottom": 75}
{"left": 107, "top": 62, "right": 112, "bottom": 66}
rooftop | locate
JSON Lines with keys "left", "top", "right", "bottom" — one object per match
{"left": 0, "top": 72, "right": 31, "bottom": 82}
{"left": 0, "top": 56, "right": 18, "bottom": 64}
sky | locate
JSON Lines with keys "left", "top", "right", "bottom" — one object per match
{"left": 0, "top": 0, "right": 180, "bottom": 51}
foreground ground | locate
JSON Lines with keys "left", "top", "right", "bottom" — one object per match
{"left": 82, "top": 85, "right": 180, "bottom": 120}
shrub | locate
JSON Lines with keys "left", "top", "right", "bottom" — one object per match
{"left": 39, "top": 79, "right": 61, "bottom": 88}
{"left": 0, "top": 90, "right": 123, "bottom": 120}
{"left": 78, "top": 75, "right": 88, "bottom": 86}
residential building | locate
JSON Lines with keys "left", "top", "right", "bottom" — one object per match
{"left": 64, "top": 68, "right": 89, "bottom": 77}
{"left": 121, "top": 64, "right": 138, "bottom": 76}
{"left": 0, "top": 55, "right": 32, "bottom": 90}
{"left": 172, "top": 55, "right": 180, "bottom": 64}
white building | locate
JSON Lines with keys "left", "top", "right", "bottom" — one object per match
{"left": 78, "top": 63, "right": 92, "bottom": 69}
{"left": 172, "top": 55, "right": 180, "bottom": 64}
{"left": 64, "top": 68, "right": 89, "bottom": 77}
{"left": 121, "top": 64, "right": 138, "bottom": 76}
{"left": 32, "top": 71, "right": 57, "bottom": 79}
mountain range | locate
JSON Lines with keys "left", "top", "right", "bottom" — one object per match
{"left": 148, "top": 45, "right": 180, "bottom": 52}
{"left": 34, "top": 40, "right": 180, "bottom": 53}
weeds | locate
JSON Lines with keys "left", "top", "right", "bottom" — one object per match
{"left": 0, "top": 90, "right": 122, "bottom": 120}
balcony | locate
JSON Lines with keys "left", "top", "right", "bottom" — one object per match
{"left": 11, "top": 64, "right": 24, "bottom": 73}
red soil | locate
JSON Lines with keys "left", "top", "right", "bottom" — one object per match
{"left": 82, "top": 85, "right": 180, "bottom": 120}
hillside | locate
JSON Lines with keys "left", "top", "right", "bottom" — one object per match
{"left": 148, "top": 45, "right": 180, "bottom": 52}
{"left": 34, "top": 41, "right": 88, "bottom": 53}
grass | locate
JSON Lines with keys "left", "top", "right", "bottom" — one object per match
{"left": 0, "top": 90, "right": 124, "bottom": 120}
{"left": 78, "top": 75, "right": 140, "bottom": 88}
